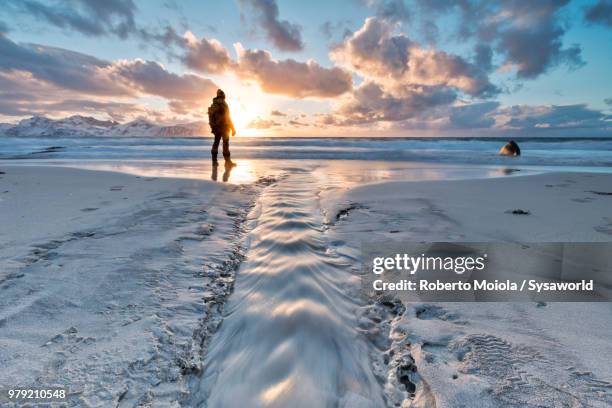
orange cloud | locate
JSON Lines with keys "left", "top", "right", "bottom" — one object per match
{"left": 234, "top": 43, "right": 352, "bottom": 98}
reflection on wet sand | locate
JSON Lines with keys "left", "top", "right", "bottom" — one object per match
{"left": 211, "top": 161, "right": 236, "bottom": 182}
{"left": 13, "top": 159, "right": 538, "bottom": 188}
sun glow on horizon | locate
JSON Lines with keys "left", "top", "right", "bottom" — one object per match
{"left": 229, "top": 99, "right": 262, "bottom": 137}
{"left": 218, "top": 76, "right": 272, "bottom": 137}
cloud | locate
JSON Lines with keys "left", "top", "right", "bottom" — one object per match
{"left": 585, "top": 0, "right": 612, "bottom": 27}
{"left": 180, "top": 31, "right": 235, "bottom": 74}
{"left": 319, "top": 20, "right": 352, "bottom": 40}
{"left": 0, "top": 70, "right": 142, "bottom": 120}
{"left": 14, "top": 29, "right": 339, "bottom": 109}
{"left": 24, "top": 100, "right": 139, "bottom": 122}
{"left": 330, "top": 17, "right": 498, "bottom": 97}
{"left": 332, "top": 81, "right": 456, "bottom": 125}
{"left": 605, "top": 98, "right": 612, "bottom": 106}
{"left": 0, "top": 97, "right": 139, "bottom": 121}
{"left": 3, "top": 0, "right": 188, "bottom": 53}
{"left": 414, "top": 0, "right": 484, "bottom": 40}
{"left": 288, "top": 119, "right": 309, "bottom": 126}
{"left": 374, "top": 0, "right": 410, "bottom": 22}
{"left": 414, "top": 0, "right": 583, "bottom": 79}
{"left": 501, "top": 104, "right": 612, "bottom": 129}
{"left": 321, "top": 95, "right": 612, "bottom": 135}
{"left": 0, "top": 34, "right": 131, "bottom": 96}
{"left": 325, "top": 17, "right": 499, "bottom": 128}
{"left": 271, "top": 110, "right": 287, "bottom": 116}
{"left": 331, "top": 17, "right": 412, "bottom": 79}
{"left": 239, "top": 0, "right": 303, "bottom": 51}
{"left": 108, "top": 59, "right": 218, "bottom": 102}
{"left": 175, "top": 33, "right": 352, "bottom": 99}
{"left": 498, "top": 19, "right": 584, "bottom": 79}
{"left": 235, "top": 44, "right": 352, "bottom": 98}
{"left": 0, "top": 34, "right": 218, "bottom": 119}
{"left": 247, "top": 117, "right": 280, "bottom": 129}
{"left": 446, "top": 103, "right": 611, "bottom": 133}
{"left": 6, "top": 0, "right": 137, "bottom": 39}
{"left": 137, "top": 24, "right": 184, "bottom": 47}
{"left": 474, "top": 43, "right": 494, "bottom": 73}
{"left": 449, "top": 101, "right": 500, "bottom": 128}
{"left": 0, "top": 35, "right": 218, "bottom": 102}
{"left": 0, "top": 20, "right": 8, "bottom": 34}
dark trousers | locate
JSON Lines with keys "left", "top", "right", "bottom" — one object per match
{"left": 211, "top": 132, "right": 230, "bottom": 161}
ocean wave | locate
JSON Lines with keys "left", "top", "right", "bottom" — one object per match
{"left": 1, "top": 137, "right": 612, "bottom": 167}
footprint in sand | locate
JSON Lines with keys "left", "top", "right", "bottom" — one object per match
{"left": 587, "top": 190, "right": 612, "bottom": 196}
{"left": 449, "top": 333, "right": 609, "bottom": 408}
{"left": 570, "top": 370, "right": 612, "bottom": 396}
{"left": 571, "top": 197, "right": 595, "bottom": 203}
{"left": 415, "top": 304, "right": 457, "bottom": 321}
{"left": 80, "top": 207, "right": 99, "bottom": 212}
{"left": 109, "top": 185, "right": 124, "bottom": 191}
{"left": 594, "top": 217, "right": 612, "bottom": 235}
{"left": 505, "top": 209, "right": 530, "bottom": 215}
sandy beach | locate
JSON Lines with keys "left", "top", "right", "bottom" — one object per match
{"left": 1, "top": 164, "right": 611, "bottom": 407}
{"left": 326, "top": 172, "right": 612, "bottom": 407}
{"left": 3, "top": 1, "right": 612, "bottom": 406}
{"left": 0, "top": 166, "right": 269, "bottom": 405}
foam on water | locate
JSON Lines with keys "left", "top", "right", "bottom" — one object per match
{"left": 2, "top": 136, "right": 612, "bottom": 168}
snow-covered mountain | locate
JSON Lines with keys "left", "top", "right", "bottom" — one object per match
{"left": 0, "top": 115, "right": 208, "bottom": 138}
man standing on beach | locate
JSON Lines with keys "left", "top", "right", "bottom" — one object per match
{"left": 208, "top": 89, "right": 236, "bottom": 166}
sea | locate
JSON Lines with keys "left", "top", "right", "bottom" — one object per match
{"left": 1, "top": 136, "right": 611, "bottom": 183}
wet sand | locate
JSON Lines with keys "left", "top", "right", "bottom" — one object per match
{"left": 1, "top": 164, "right": 611, "bottom": 407}
{"left": 0, "top": 166, "right": 263, "bottom": 405}
{"left": 326, "top": 172, "right": 612, "bottom": 407}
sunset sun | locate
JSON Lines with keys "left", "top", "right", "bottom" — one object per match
{"left": 228, "top": 98, "right": 263, "bottom": 137}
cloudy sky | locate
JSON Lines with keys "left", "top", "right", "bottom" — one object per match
{"left": 0, "top": 0, "right": 611, "bottom": 136}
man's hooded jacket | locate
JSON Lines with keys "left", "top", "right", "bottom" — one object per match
{"left": 208, "top": 96, "right": 234, "bottom": 136}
